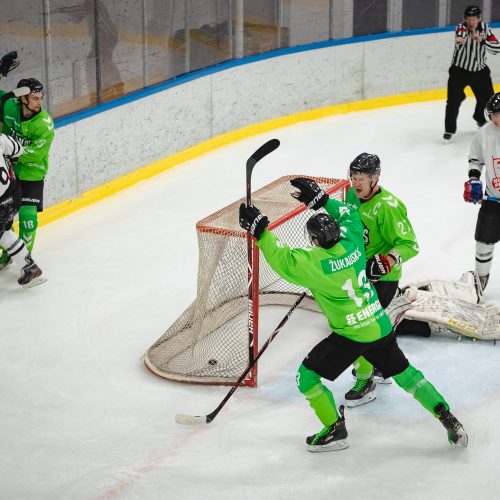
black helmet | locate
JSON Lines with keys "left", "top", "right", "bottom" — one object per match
{"left": 17, "top": 78, "right": 43, "bottom": 94}
{"left": 306, "top": 213, "right": 340, "bottom": 249}
{"left": 349, "top": 153, "right": 381, "bottom": 176}
{"left": 486, "top": 92, "right": 500, "bottom": 118}
{"left": 464, "top": 5, "right": 481, "bottom": 18}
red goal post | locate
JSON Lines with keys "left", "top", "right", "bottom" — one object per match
{"left": 144, "top": 175, "right": 349, "bottom": 386}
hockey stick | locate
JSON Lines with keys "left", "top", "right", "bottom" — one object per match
{"left": 175, "top": 291, "right": 306, "bottom": 425}
{"left": 483, "top": 195, "right": 500, "bottom": 203}
{"left": 245, "top": 139, "right": 280, "bottom": 371}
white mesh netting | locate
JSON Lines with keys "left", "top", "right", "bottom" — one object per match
{"left": 144, "top": 175, "right": 348, "bottom": 385}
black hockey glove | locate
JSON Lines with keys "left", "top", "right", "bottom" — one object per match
{"left": 366, "top": 254, "right": 392, "bottom": 282}
{"left": 239, "top": 203, "right": 269, "bottom": 240}
{"left": 290, "top": 177, "right": 328, "bottom": 210}
{"left": 0, "top": 51, "right": 20, "bottom": 78}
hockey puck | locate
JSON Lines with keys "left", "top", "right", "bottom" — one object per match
{"left": 208, "top": 359, "right": 218, "bottom": 366}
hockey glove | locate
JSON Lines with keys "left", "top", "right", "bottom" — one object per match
{"left": 290, "top": 177, "right": 329, "bottom": 210}
{"left": 239, "top": 203, "right": 269, "bottom": 240}
{"left": 366, "top": 254, "right": 392, "bottom": 282}
{"left": 0, "top": 51, "right": 20, "bottom": 78}
{"left": 463, "top": 178, "right": 483, "bottom": 204}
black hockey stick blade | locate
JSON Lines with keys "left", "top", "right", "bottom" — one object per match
{"left": 246, "top": 138, "right": 280, "bottom": 204}
{"left": 175, "top": 292, "right": 306, "bottom": 426}
{"left": 246, "top": 138, "right": 280, "bottom": 170}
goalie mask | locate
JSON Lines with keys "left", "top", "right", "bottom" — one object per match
{"left": 306, "top": 213, "right": 340, "bottom": 249}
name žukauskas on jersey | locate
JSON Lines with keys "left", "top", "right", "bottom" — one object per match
{"left": 321, "top": 248, "right": 362, "bottom": 274}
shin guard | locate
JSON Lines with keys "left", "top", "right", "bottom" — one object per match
{"left": 18, "top": 205, "right": 38, "bottom": 251}
{"left": 297, "top": 364, "right": 339, "bottom": 426}
{"left": 393, "top": 364, "right": 449, "bottom": 417}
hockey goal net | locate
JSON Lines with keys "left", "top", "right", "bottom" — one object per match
{"left": 144, "top": 175, "right": 349, "bottom": 386}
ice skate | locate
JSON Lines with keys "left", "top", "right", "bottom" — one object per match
{"left": 434, "top": 403, "right": 468, "bottom": 447}
{"left": 345, "top": 375, "right": 376, "bottom": 407}
{"left": 443, "top": 132, "right": 453, "bottom": 144}
{"left": 351, "top": 367, "right": 391, "bottom": 384}
{"left": 373, "top": 368, "right": 392, "bottom": 384}
{"left": 306, "top": 405, "right": 349, "bottom": 452}
{"left": 18, "top": 255, "right": 46, "bottom": 288}
{"left": 471, "top": 271, "right": 489, "bottom": 301}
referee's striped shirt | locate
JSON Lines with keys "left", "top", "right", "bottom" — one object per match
{"left": 451, "top": 22, "right": 500, "bottom": 71}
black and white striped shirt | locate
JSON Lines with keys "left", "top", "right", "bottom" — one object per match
{"left": 451, "top": 22, "right": 500, "bottom": 71}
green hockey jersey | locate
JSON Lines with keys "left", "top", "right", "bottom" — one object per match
{"left": 256, "top": 198, "right": 393, "bottom": 342}
{"left": 345, "top": 186, "right": 419, "bottom": 281}
{"left": 0, "top": 90, "right": 54, "bottom": 181}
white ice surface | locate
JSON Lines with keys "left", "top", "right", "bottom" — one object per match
{"left": 1, "top": 98, "right": 499, "bottom": 500}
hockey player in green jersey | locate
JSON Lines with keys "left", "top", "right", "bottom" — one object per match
{"left": 344, "top": 152, "right": 430, "bottom": 407}
{"left": 239, "top": 177, "right": 467, "bottom": 451}
{"left": 0, "top": 77, "right": 54, "bottom": 270}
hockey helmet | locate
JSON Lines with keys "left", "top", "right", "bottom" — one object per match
{"left": 349, "top": 152, "right": 381, "bottom": 177}
{"left": 306, "top": 213, "right": 340, "bottom": 249}
{"left": 486, "top": 92, "right": 500, "bottom": 119}
{"left": 464, "top": 5, "right": 481, "bottom": 18}
{"left": 17, "top": 78, "right": 43, "bottom": 94}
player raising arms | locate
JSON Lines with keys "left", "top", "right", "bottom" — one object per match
{"left": 239, "top": 177, "right": 467, "bottom": 451}
{"left": 343, "top": 153, "right": 430, "bottom": 406}
{"left": 464, "top": 92, "right": 500, "bottom": 295}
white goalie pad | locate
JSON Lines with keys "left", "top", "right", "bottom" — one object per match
{"left": 399, "top": 272, "right": 500, "bottom": 341}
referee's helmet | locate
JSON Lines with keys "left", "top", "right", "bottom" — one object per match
{"left": 464, "top": 6, "right": 481, "bottom": 18}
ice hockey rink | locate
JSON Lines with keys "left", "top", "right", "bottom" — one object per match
{"left": 1, "top": 97, "right": 499, "bottom": 500}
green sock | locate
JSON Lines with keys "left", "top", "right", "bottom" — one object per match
{"left": 18, "top": 205, "right": 38, "bottom": 252}
{"left": 393, "top": 364, "right": 449, "bottom": 417}
{"left": 353, "top": 356, "right": 373, "bottom": 380}
{"left": 297, "top": 364, "right": 339, "bottom": 426}
{"left": 0, "top": 247, "right": 8, "bottom": 264}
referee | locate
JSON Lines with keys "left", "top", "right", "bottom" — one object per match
{"left": 444, "top": 5, "right": 500, "bottom": 143}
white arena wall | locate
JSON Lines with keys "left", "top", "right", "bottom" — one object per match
{"left": 45, "top": 29, "right": 500, "bottom": 213}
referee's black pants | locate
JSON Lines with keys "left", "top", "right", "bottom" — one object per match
{"left": 444, "top": 65, "right": 494, "bottom": 134}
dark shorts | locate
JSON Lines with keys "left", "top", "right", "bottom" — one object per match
{"left": 475, "top": 199, "right": 500, "bottom": 244}
{"left": 19, "top": 179, "right": 44, "bottom": 212}
{"left": 302, "top": 330, "right": 409, "bottom": 381}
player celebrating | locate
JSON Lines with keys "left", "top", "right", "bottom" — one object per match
{"left": 464, "top": 92, "right": 500, "bottom": 295}
{"left": 343, "top": 152, "right": 429, "bottom": 406}
{"left": 239, "top": 177, "right": 467, "bottom": 451}
{"left": 0, "top": 77, "right": 54, "bottom": 270}
{"left": 0, "top": 133, "right": 45, "bottom": 287}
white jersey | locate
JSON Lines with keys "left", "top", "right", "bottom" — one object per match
{"left": 468, "top": 122, "right": 500, "bottom": 199}
{"left": 0, "top": 133, "right": 23, "bottom": 199}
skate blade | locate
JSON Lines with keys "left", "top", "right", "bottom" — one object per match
{"left": 21, "top": 276, "right": 47, "bottom": 289}
{"left": 307, "top": 439, "right": 349, "bottom": 452}
{"left": 375, "top": 377, "right": 392, "bottom": 385}
{"left": 450, "top": 432, "right": 468, "bottom": 448}
{"left": 345, "top": 393, "right": 376, "bottom": 408}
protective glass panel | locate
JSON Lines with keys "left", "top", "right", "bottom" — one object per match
{"left": 280, "top": 0, "right": 330, "bottom": 47}
{"left": 48, "top": 0, "right": 98, "bottom": 116}
{"left": 402, "top": 0, "right": 439, "bottom": 30}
